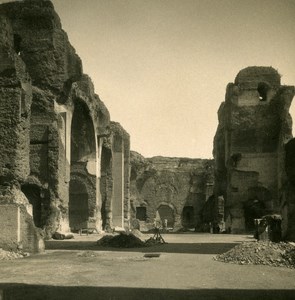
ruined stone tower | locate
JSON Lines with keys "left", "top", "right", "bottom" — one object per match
{"left": 214, "top": 67, "right": 295, "bottom": 237}
{"left": 0, "top": 0, "right": 130, "bottom": 252}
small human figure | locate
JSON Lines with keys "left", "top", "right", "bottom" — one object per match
{"left": 163, "top": 219, "right": 168, "bottom": 230}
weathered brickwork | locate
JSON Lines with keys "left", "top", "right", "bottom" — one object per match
{"left": 213, "top": 67, "right": 295, "bottom": 237}
{"left": 130, "top": 152, "right": 214, "bottom": 231}
{"left": 0, "top": 0, "right": 130, "bottom": 251}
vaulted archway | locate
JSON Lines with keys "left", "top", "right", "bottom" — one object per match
{"left": 157, "top": 204, "right": 175, "bottom": 228}
{"left": 69, "top": 99, "right": 98, "bottom": 231}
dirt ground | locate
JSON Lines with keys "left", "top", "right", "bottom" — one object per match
{"left": 0, "top": 233, "right": 294, "bottom": 300}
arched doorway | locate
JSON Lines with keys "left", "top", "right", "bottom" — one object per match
{"left": 157, "top": 205, "right": 175, "bottom": 228}
{"left": 70, "top": 99, "right": 97, "bottom": 231}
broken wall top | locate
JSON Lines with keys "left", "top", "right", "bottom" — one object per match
{"left": 0, "top": 0, "right": 77, "bottom": 91}
{"left": 0, "top": 0, "right": 112, "bottom": 135}
{"left": 213, "top": 66, "right": 294, "bottom": 165}
{"left": 235, "top": 66, "right": 281, "bottom": 89}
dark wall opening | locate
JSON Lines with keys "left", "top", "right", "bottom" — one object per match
{"left": 257, "top": 82, "right": 269, "bottom": 101}
{"left": 21, "top": 184, "right": 42, "bottom": 228}
{"left": 244, "top": 186, "right": 271, "bottom": 231}
{"left": 136, "top": 207, "right": 147, "bottom": 221}
{"left": 157, "top": 205, "right": 174, "bottom": 228}
{"left": 69, "top": 179, "right": 89, "bottom": 230}
{"left": 244, "top": 199, "right": 265, "bottom": 231}
{"left": 71, "top": 100, "right": 96, "bottom": 163}
{"left": 182, "top": 206, "right": 194, "bottom": 228}
{"left": 13, "top": 34, "right": 22, "bottom": 54}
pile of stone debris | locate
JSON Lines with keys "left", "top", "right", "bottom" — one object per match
{"left": 0, "top": 248, "right": 29, "bottom": 260}
{"left": 214, "top": 241, "right": 295, "bottom": 268}
{"left": 97, "top": 230, "right": 163, "bottom": 248}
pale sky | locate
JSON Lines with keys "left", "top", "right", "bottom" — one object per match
{"left": 3, "top": 0, "right": 295, "bottom": 158}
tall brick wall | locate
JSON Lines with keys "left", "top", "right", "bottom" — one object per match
{"left": 213, "top": 67, "right": 295, "bottom": 235}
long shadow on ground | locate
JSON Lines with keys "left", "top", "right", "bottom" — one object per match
{"left": 0, "top": 284, "right": 294, "bottom": 300}
{"left": 45, "top": 240, "right": 238, "bottom": 254}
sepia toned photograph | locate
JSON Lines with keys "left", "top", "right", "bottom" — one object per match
{"left": 0, "top": 0, "right": 294, "bottom": 299}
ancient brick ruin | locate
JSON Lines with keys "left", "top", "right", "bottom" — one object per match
{"left": 130, "top": 152, "right": 214, "bottom": 231}
{"left": 0, "top": 0, "right": 130, "bottom": 252}
{"left": 213, "top": 67, "right": 295, "bottom": 239}
{"left": 0, "top": 1, "right": 295, "bottom": 254}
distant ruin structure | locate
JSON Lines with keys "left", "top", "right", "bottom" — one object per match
{"left": 213, "top": 67, "right": 295, "bottom": 238}
{"left": 0, "top": 0, "right": 130, "bottom": 252}
{"left": 130, "top": 152, "right": 214, "bottom": 231}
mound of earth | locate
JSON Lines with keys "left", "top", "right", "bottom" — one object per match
{"left": 214, "top": 241, "right": 295, "bottom": 268}
{"left": 97, "top": 233, "right": 146, "bottom": 248}
{"left": 97, "top": 230, "right": 163, "bottom": 248}
{"left": 0, "top": 248, "right": 29, "bottom": 260}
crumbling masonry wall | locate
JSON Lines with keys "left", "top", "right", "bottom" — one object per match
{"left": 282, "top": 138, "right": 295, "bottom": 239}
{"left": 213, "top": 67, "right": 295, "bottom": 236}
{"left": 0, "top": 0, "right": 130, "bottom": 251}
{"left": 130, "top": 151, "right": 214, "bottom": 231}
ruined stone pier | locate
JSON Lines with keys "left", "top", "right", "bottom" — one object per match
{"left": 213, "top": 67, "right": 295, "bottom": 238}
{"left": 0, "top": 0, "right": 130, "bottom": 252}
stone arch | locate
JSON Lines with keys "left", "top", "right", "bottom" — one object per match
{"left": 157, "top": 203, "right": 175, "bottom": 228}
{"left": 71, "top": 99, "right": 96, "bottom": 163}
{"left": 70, "top": 98, "right": 98, "bottom": 231}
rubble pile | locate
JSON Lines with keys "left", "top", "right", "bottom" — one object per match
{"left": 0, "top": 248, "right": 28, "bottom": 260}
{"left": 97, "top": 233, "right": 146, "bottom": 248}
{"left": 214, "top": 241, "right": 295, "bottom": 268}
{"left": 97, "top": 230, "right": 163, "bottom": 248}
